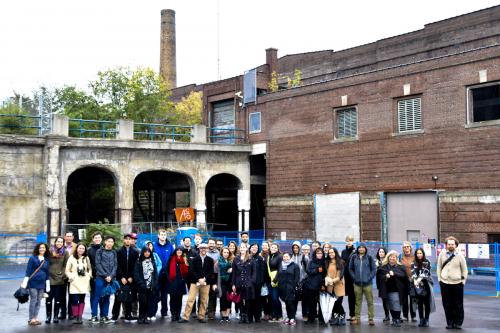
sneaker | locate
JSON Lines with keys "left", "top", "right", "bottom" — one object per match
{"left": 149, "top": 316, "right": 156, "bottom": 321}
{"left": 289, "top": 319, "right": 296, "bottom": 326}
{"left": 282, "top": 318, "right": 290, "bottom": 324}
{"left": 369, "top": 319, "right": 375, "bottom": 326}
{"left": 89, "top": 316, "right": 99, "bottom": 323}
{"left": 100, "top": 316, "right": 114, "bottom": 324}
{"left": 125, "top": 316, "right": 137, "bottom": 322}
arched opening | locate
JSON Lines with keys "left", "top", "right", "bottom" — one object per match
{"left": 66, "top": 167, "right": 116, "bottom": 225}
{"left": 206, "top": 173, "right": 242, "bottom": 231}
{"left": 133, "top": 170, "right": 193, "bottom": 223}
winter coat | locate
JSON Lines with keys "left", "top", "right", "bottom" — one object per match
{"left": 348, "top": 247, "right": 376, "bottom": 287}
{"left": 377, "top": 263, "right": 407, "bottom": 301}
{"left": 116, "top": 246, "right": 140, "bottom": 281}
{"left": 65, "top": 255, "right": 92, "bottom": 294}
{"left": 95, "top": 248, "right": 117, "bottom": 279}
{"left": 277, "top": 261, "right": 300, "bottom": 302}
{"left": 87, "top": 244, "right": 101, "bottom": 278}
{"left": 325, "top": 260, "right": 345, "bottom": 297}
{"left": 154, "top": 239, "right": 175, "bottom": 275}
{"left": 251, "top": 255, "right": 266, "bottom": 288}
{"left": 48, "top": 250, "right": 69, "bottom": 285}
{"left": 25, "top": 255, "right": 50, "bottom": 290}
{"left": 341, "top": 245, "right": 356, "bottom": 283}
{"left": 168, "top": 255, "right": 189, "bottom": 295}
{"left": 304, "top": 257, "right": 325, "bottom": 290}
{"left": 190, "top": 255, "right": 216, "bottom": 285}
{"left": 232, "top": 256, "right": 257, "bottom": 300}
{"left": 267, "top": 252, "right": 282, "bottom": 285}
{"left": 134, "top": 258, "right": 159, "bottom": 293}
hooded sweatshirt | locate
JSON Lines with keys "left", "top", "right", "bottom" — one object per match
{"left": 348, "top": 243, "right": 376, "bottom": 287}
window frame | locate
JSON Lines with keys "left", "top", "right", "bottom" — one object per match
{"left": 249, "top": 112, "right": 261, "bottom": 134}
{"left": 333, "top": 106, "right": 358, "bottom": 141}
{"left": 466, "top": 81, "right": 500, "bottom": 126}
{"left": 396, "top": 96, "right": 423, "bottom": 134}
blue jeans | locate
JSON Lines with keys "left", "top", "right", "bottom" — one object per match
{"left": 270, "top": 284, "right": 282, "bottom": 318}
{"left": 91, "top": 278, "right": 110, "bottom": 318}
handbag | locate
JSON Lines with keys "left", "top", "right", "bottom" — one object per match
{"left": 267, "top": 256, "right": 278, "bottom": 288}
{"left": 14, "top": 259, "right": 45, "bottom": 310}
{"left": 414, "top": 284, "right": 427, "bottom": 297}
{"left": 226, "top": 291, "right": 241, "bottom": 303}
{"left": 260, "top": 284, "right": 269, "bottom": 297}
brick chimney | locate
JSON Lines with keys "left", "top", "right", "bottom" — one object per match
{"left": 160, "top": 9, "right": 177, "bottom": 88}
{"left": 266, "top": 48, "right": 278, "bottom": 80}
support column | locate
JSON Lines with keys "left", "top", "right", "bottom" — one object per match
{"left": 238, "top": 189, "right": 250, "bottom": 232}
{"left": 195, "top": 185, "right": 206, "bottom": 231}
{"left": 44, "top": 139, "right": 62, "bottom": 239}
{"left": 118, "top": 173, "right": 134, "bottom": 233}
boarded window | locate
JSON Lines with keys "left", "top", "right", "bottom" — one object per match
{"left": 398, "top": 97, "right": 422, "bottom": 132}
{"left": 336, "top": 107, "right": 357, "bottom": 139}
{"left": 469, "top": 83, "right": 500, "bottom": 123}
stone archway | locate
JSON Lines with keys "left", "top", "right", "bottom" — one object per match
{"left": 205, "top": 173, "right": 243, "bottom": 231}
{"left": 66, "top": 166, "right": 117, "bottom": 226}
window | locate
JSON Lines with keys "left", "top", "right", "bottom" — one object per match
{"left": 468, "top": 82, "right": 500, "bottom": 123}
{"left": 249, "top": 112, "right": 261, "bottom": 134}
{"left": 335, "top": 107, "right": 357, "bottom": 139}
{"left": 397, "top": 97, "right": 422, "bottom": 133}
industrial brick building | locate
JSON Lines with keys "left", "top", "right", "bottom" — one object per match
{"left": 170, "top": 5, "right": 500, "bottom": 243}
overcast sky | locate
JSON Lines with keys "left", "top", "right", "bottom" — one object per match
{"left": 0, "top": 0, "right": 498, "bottom": 100}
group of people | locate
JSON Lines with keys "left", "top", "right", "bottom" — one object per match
{"left": 21, "top": 230, "right": 468, "bottom": 330}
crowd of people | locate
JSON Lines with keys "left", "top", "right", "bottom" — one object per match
{"left": 20, "top": 230, "right": 468, "bottom": 329}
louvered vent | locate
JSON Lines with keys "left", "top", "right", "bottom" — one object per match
{"left": 398, "top": 97, "right": 422, "bottom": 132}
{"left": 337, "top": 107, "right": 357, "bottom": 138}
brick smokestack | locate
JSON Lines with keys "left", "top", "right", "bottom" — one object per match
{"left": 160, "top": 9, "right": 177, "bottom": 88}
{"left": 266, "top": 48, "right": 278, "bottom": 80}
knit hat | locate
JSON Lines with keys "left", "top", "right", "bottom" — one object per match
{"left": 292, "top": 241, "right": 301, "bottom": 248}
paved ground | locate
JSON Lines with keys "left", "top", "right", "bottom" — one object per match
{"left": 2, "top": 276, "right": 499, "bottom": 333}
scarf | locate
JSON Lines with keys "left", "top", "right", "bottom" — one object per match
{"left": 142, "top": 258, "right": 154, "bottom": 288}
{"left": 169, "top": 255, "right": 188, "bottom": 282}
{"left": 281, "top": 260, "right": 291, "bottom": 271}
{"left": 218, "top": 257, "right": 232, "bottom": 282}
{"left": 50, "top": 245, "right": 65, "bottom": 258}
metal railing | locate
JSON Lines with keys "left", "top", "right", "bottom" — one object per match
{"left": 68, "top": 118, "right": 118, "bottom": 138}
{"left": 134, "top": 123, "right": 193, "bottom": 142}
{"left": 208, "top": 127, "right": 246, "bottom": 144}
{"left": 0, "top": 114, "right": 41, "bottom": 135}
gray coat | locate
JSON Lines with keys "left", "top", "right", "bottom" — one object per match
{"left": 95, "top": 248, "right": 117, "bottom": 279}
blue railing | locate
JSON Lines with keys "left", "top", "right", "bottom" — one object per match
{"left": 134, "top": 122, "right": 193, "bottom": 142}
{"left": 68, "top": 118, "right": 117, "bottom": 138}
{"left": 208, "top": 127, "right": 246, "bottom": 144}
{"left": 0, "top": 113, "right": 41, "bottom": 135}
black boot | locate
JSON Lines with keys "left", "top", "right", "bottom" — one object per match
{"left": 45, "top": 303, "right": 52, "bottom": 324}
{"left": 52, "top": 303, "right": 60, "bottom": 323}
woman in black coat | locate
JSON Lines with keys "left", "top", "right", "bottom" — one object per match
{"left": 277, "top": 252, "right": 300, "bottom": 325}
{"left": 267, "top": 243, "right": 283, "bottom": 321}
{"left": 133, "top": 246, "right": 159, "bottom": 324}
{"left": 375, "top": 247, "right": 390, "bottom": 322}
{"left": 378, "top": 250, "right": 407, "bottom": 327}
{"left": 250, "top": 243, "right": 265, "bottom": 322}
{"left": 167, "top": 247, "right": 189, "bottom": 322}
{"left": 231, "top": 243, "right": 257, "bottom": 323}
{"left": 304, "top": 248, "right": 326, "bottom": 324}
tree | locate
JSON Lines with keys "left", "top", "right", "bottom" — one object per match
{"left": 171, "top": 91, "right": 202, "bottom": 125}
{"left": 268, "top": 71, "right": 279, "bottom": 92}
{"left": 0, "top": 102, "right": 38, "bottom": 135}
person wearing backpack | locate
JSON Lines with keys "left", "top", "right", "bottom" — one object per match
{"left": 21, "top": 242, "right": 50, "bottom": 326}
{"left": 348, "top": 243, "right": 376, "bottom": 326}
{"left": 436, "top": 236, "right": 467, "bottom": 330}
{"left": 91, "top": 235, "right": 117, "bottom": 324}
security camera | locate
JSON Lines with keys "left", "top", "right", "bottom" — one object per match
{"left": 235, "top": 91, "right": 242, "bottom": 98}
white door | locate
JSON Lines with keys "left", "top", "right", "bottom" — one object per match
{"left": 315, "top": 192, "right": 360, "bottom": 242}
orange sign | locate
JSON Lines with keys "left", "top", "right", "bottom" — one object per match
{"left": 175, "top": 208, "right": 195, "bottom": 223}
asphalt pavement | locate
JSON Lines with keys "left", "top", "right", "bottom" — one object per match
{"left": 1, "top": 275, "right": 499, "bottom": 333}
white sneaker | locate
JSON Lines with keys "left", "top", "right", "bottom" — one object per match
{"left": 282, "top": 318, "right": 290, "bottom": 324}
{"left": 289, "top": 319, "right": 296, "bottom": 326}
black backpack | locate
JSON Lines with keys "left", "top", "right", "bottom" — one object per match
{"left": 13, "top": 287, "right": 30, "bottom": 309}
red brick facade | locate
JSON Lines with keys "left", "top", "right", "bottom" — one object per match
{"left": 173, "top": 5, "right": 500, "bottom": 242}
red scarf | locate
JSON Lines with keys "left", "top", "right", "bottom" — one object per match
{"left": 169, "top": 255, "right": 189, "bottom": 282}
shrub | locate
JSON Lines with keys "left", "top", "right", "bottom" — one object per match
{"left": 85, "top": 219, "right": 123, "bottom": 249}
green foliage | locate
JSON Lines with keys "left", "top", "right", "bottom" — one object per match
{"left": 84, "top": 219, "right": 123, "bottom": 249}
{"left": 0, "top": 103, "right": 38, "bottom": 135}
{"left": 169, "top": 91, "right": 203, "bottom": 142}
{"left": 288, "top": 69, "right": 302, "bottom": 88}
{"left": 268, "top": 71, "right": 279, "bottom": 92}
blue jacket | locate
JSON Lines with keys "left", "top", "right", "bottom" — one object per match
{"left": 25, "top": 255, "right": 50, "bottom": 289}
{"left": 154, "top": 239, "right": 174, "bottom": 274}
{"left": 348, "top": 245, "right": 376, "bottom": 287}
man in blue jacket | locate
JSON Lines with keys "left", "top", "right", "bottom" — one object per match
{"left": 154, "top": 228, "right": 175, "bottom": 318}
{"left": 348, "top": 243, "right": 376, "bottom": 326}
